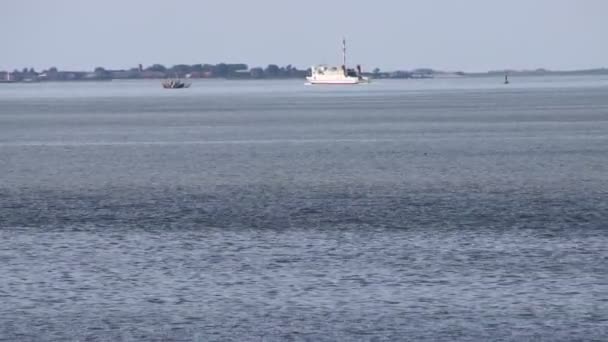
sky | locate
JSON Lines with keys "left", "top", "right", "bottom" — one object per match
{"left": 1, "top": 0, "right": 607, "bottom": 72}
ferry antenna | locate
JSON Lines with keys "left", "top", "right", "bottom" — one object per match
{"left": 342, "top": 37, "right": 347, "bottom": 68}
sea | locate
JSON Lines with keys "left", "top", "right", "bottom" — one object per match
{"left": 1, "top": 76, "right": 607, "bottom": 341}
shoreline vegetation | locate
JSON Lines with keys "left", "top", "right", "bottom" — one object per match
{"left": 1, "top": 63, "right": 607, "bottom": 83}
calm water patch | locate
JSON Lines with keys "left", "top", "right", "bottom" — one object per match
{"left": 1, "top": 77, "right": 608, "bottom": 341}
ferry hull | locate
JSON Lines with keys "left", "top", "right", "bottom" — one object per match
{"left": 306, "top": 77, "right": 369, "bottom": 85}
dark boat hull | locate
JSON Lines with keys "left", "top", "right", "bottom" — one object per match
{"left": 161, "top": 80, "right": 191, "bottom": 89}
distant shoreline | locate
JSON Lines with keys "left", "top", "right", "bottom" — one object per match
{"left": 464, "top": 68, "right": 608, "bottom": 77}
{"left": 1, "top": 63, "right": 607, "bottom": 84}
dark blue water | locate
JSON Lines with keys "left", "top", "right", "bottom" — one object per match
{"left": 1, "top": 78, "right": 607, "bottom": 341}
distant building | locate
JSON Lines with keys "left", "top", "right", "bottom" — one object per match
{"left": 229, "top": 70, "right": 251, "bottom": 79}
{"left": 249, "top": 67, "right": 264, "bottom": 79}
{"left": 83, "top": 72, "right": 99, "bottom": 80}
{"left": 58, "top": 72, "right": 86, "bottom": 81}
{"left": 185, "top": 71, "right": 203, "bottom": 79}
{"left": 110, "top": 70, "right": 139, "bottom": 79}
{"left": 389, "top": 71, "right": 412, "bottom": 79}
{"left": 141, "top": 71, "right": 165, "bottom": 79}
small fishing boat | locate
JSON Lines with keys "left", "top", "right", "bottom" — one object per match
{"left": 162, "top": 79, "right": 191, "bottom": 89}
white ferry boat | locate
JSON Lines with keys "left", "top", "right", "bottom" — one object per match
{"left": 306, "top": 39, "right": 369, "bottom": 85}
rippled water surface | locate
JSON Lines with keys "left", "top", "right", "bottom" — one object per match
{"left": 1, "top": 77, "right": 608, "bottom": 341}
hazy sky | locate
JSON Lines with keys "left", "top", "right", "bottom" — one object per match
{"left": 2, "top": 0, "right": 606, "bottom": 72}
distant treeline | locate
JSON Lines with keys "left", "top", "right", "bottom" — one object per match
{"left": 0, "top": 63, "right": 437, "bottom": 83}
{"left": 142, "top": 63, "right": 310, "bottom": 79}
{"left": 3, "top": 64, "right": 605, "bottom": 83}
{"left": 0, "top": 63, "right": 310, "bottom": 82}
{"left": 466, "top": 68, "right": 608, "bottom": 77}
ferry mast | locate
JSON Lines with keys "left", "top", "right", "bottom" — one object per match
{"left": 342, "top": 38, "right": 347, "bottom": 68}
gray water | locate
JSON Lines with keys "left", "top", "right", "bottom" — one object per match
{"left": 1, "top": 77, "right": 607, "bottom": 341}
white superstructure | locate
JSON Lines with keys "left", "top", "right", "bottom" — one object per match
{"left": 306, "top": 39, "right": 369, "bottom": 85}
